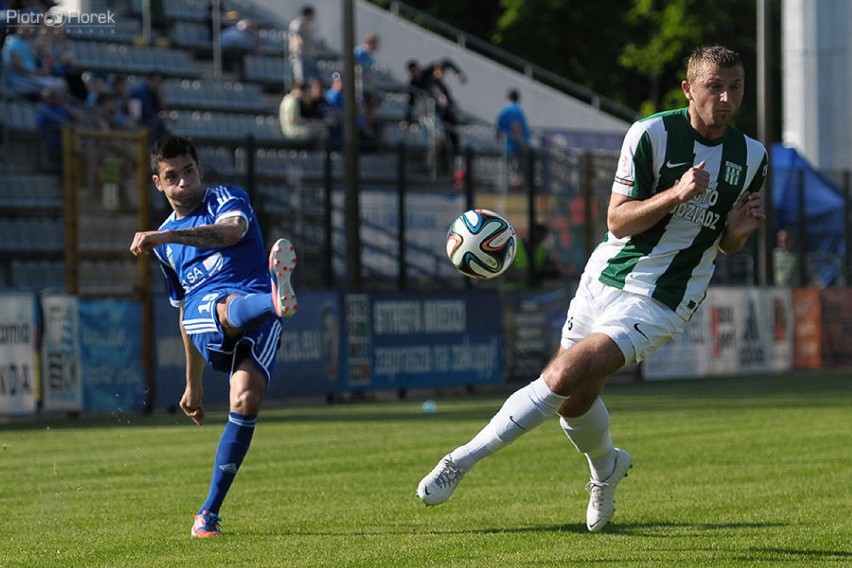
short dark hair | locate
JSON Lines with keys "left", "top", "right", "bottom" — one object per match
{"left": 150, "top": 135, "right": 199, "bottom": 174}
{"left": 687, "top": 45, "right": 743, "bottom": 84}
{"left": 507, "top": 88, "right": 520, "bottom": 102}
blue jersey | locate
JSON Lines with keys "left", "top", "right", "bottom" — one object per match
{"left": 496, "top": 102, "right": 530, "bottom": 157}
{"left": 152, "top": 185, "right": 269, "bottom": 308}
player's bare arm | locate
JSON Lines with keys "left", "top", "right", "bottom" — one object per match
{"left": 608, "top": 161, "right": 710, "bottom": 238}
{"left": 166, "top": 217, "right": 246, "bottom": 249}
{"left": 130, "top": 217, "right": 246, "bottom": 256}
{"left": 178, "top": 305, "right": 207, "bottom": 427}
{"left": 719, "top": 191, "right": 765, "bottom": 254}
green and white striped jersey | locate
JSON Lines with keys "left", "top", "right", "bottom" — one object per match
{"left": 586, "top": 108, "right": 768, "bottom": 320}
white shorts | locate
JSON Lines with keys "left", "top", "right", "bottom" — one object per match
{"left": 560, "top": 273, "right": 688, "bottom": 366}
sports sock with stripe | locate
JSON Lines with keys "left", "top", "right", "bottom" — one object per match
{"left": 199, "top": 412, "right": 256, "bottom": 515}
{"left": 226, "top": 294, "right": 275, "bottom": 328}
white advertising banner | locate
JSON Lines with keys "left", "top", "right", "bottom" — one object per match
{"left": 41, "top": 295, "right": 83, "bottom": 412}
{"left": 0, "top": 293, "right": 38, "bottom": 416}
{"left": 644, "top": 287, "right": 793, "bottom": 380}
{"left": 642, "top": 302, "right": 712, "bottom": 380}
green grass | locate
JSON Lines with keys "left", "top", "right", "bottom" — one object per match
{"left": 1, "top": 371, "right": 850, "bottom": 567}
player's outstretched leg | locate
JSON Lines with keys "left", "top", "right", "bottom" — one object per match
{"left": 585, "top": 448, "right": 632, "bottom": 532}
{"left": 269, "top": 238, "right": 298, "bottom": 318}
{"left": 417, "top": 378, "right": 567, "bottom": 506}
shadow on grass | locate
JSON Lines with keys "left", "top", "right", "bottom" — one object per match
{"left": 271, "top": 522, "right": 851, "bottom": 560}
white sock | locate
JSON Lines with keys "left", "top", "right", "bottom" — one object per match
{"left": 451, "top": 377, "right": 567, "bottom": 470}
{"left": 559, "top": 397, "right": 616, "bottom": 480}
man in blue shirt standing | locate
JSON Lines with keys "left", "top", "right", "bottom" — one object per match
{"left": 496, "top": 88, "right": 531, "bottom": 184}
{"left": 130, "top": 136, "right": 299, "bottom": 537}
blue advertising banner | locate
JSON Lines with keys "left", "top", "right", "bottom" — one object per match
{"left": 270, "top": 292, "right": 343, "bottom": 399}
{"left": 78, "top": 299, "right": 147, "bottom": 413}
{"left": 343, "top": 291, "right": 504, "bottom": 391}
{"left": 153, "top": 292, "right": 344, "bottom": 410}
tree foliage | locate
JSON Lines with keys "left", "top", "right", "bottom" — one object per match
{"left": 391, "top": 0, "right": 760, "bottom": 134}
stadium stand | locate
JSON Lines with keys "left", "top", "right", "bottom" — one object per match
{"left": 0, "top": 0, "right": 520, "bottom": 293}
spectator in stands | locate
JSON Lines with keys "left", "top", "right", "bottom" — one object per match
{"left": 322, "top": 72, "right": 373, "bottom": 152}
{"left": 92, "top": 92, "right": 132, "bottom": 131}
{"left": 220, "top": 18, "right": 261, "bottom": 56}
{"left": 774, "top": 228, "right": 801, "bottom": 286}
{"left": 427, "top": 59, "right": 466, "bottom": 158}
{"left": 2, "top": 25, "right": 66, "bottom": 99}
{"left": 301, "top": 77, "right": 328, "bottom": 122}
{"left": 404, "top": 59, "right": 428, "bottom": 125}
{"left": 354, "top": 32, "right": 381, "bottom": 133}
{"left": 85, "top": 72, "right": 110, "bottom": 107}
{"left": 279, "top": 80, "right": 327, "bottom": 148}
{"left": 110, "top": 74, "right": 132, "bottom": 119}
{"left": 404, "top": 58, "right": 466, "bottom": 160}
{"left": 35, "top": 21, "right": 88, "bottom": 101}
{"left": 506, "top": 223, "right": 559, "bottom": 289}
{"left": 288, "top": 5, "right": 320, "bottom": 83}
{"left": 496, "top": 88, "right": 531, "bottom": 186}
{"left": 129, "top": 71, "right": 169, "bottom": 142}
{"left": 36, "top": 85, "right": 78, "bottom": 165}
{"left": 324, "top": 72, "right": 344, "bottom": 150}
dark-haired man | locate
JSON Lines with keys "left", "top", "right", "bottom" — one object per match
{"left": 130, "top": 135, "right": 299, "bottom": 537}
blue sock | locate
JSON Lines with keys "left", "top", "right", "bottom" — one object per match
{"left": 199, "top": 412, "right": 256, "bottom": 515}
{"left": 227, "top": 294, "right": 275, "bottom": 328}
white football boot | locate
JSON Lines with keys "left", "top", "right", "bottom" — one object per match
{"left": 416, "top": 455, "right": 468, "bottom": 506}
{"left": 268, "top": 238, "right": 299, "bottom": 318}
{"left": 585, "top": 448, "right": 632, "bottom": 532}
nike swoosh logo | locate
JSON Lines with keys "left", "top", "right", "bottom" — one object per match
{"left": 423, "top": 486, "right": 431, "bottom": 495}
{"left": 509, "top": 415, "right": 528, "bottom": 431}
{"left": 665, "top": 160, "right": 691, "bottom": 168}
{"left": 633, "top": 323, "right": 649, "bottom": 340}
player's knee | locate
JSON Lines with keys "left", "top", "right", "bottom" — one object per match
{"left": 231, "top": 387, "right": 262, "bottom": 415}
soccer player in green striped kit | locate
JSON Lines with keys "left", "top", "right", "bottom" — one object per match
{"left": 417, "top": 45, "right": 768, "bottom": 532}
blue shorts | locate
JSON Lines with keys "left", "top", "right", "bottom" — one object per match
{"left": 182, "top": 290, "right": 282, "bottom": 383}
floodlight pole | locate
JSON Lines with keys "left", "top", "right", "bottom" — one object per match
{"left": 343, "top": 0, "right": 362, "bottom": 290}
{"left": 757, "top": 0, "right": 779, "bottom": 285}
{"left": 212, "top": 0, "right": 222, "bottom": 79}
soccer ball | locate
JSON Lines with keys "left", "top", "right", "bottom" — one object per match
{"left": 446, "top": 209, "right": 517, "bottom": 279}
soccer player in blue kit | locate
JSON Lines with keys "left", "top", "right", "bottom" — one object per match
{"left": 130, "top": 135, "right": 298, "bottom": 537}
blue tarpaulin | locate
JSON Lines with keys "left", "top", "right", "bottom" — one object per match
{"left": 771, "top": 143, "right": 847, "bottom": 286}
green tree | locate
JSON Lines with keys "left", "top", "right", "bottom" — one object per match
{"left": 388, "top": 0, "right": 760, "bottom": 134}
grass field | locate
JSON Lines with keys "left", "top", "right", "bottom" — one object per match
{"left": 1, "top": 370, "right": 850, "bottom": 567}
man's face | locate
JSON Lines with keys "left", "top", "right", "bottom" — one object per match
{"left": 684, "top": 63, "right": 744, "bottom": 138}
{"left": 152, "top": 154, "right": 204, "bottom": 214}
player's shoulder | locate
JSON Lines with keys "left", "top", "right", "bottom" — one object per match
{"left": 725, "top": 125, "right": 768, "bottom": 162}
{"left": 634, "top": 108, "right": 687, "bottom": 131}
{"left": 624, "top": 107, "right": 687, "bottom": 146}
{"left": 157, "top": 210, "right": 178, "bottom": 231}
{"left": 205, "top": 184, "right": 250, "bottom": 203}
